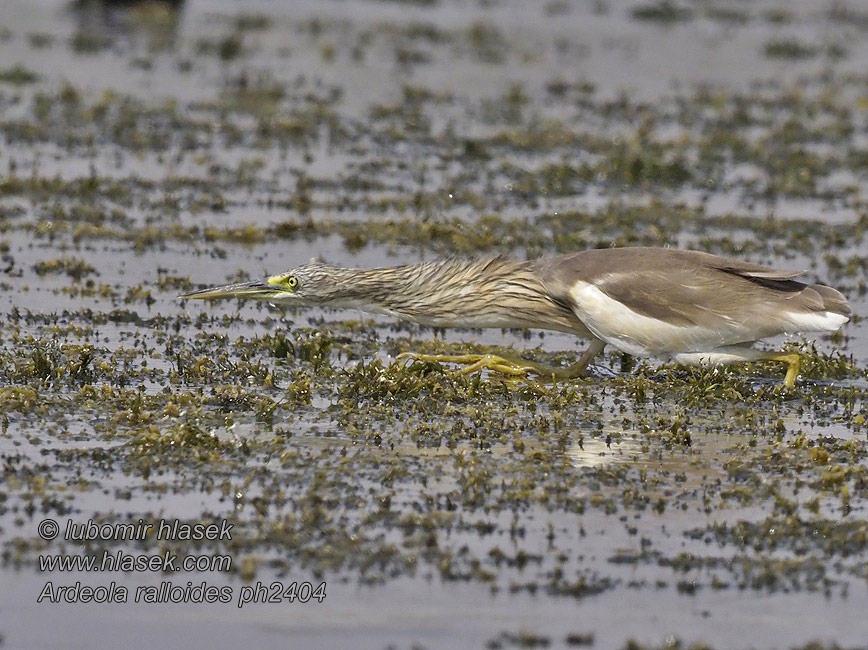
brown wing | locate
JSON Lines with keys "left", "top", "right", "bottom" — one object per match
{"left": 536, "top": 248, "right": 849, "bottom": 346}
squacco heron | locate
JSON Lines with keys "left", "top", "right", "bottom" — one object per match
{"left": 181, "top": 247, "right": 851, "bottom": 387}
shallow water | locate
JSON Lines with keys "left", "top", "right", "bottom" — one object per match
{"left": 1, "top": 1, "right": 867, "bottom": 649}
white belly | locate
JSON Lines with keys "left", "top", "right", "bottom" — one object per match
{"left": 567, "top": 281, "right": 748, "bottom": 357}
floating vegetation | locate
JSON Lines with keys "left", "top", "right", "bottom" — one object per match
{"left": 0, "top": 65, "right": 38, "bottom": 85}
{"left": 630, "top": 1, "right": 693, "bottom": 23}
{"left": 1, "top": 0, "right": 867, "bottom": 647}
{"left": 764, "top": 39, "right": 819, "bottom": 60}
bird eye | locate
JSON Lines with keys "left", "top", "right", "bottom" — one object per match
{"left": 286, "top": 276, "right": 298, "bottom": 290}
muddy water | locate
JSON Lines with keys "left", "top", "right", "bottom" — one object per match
{"left": 1, "top": 1, "right": 867, "bottom": 649}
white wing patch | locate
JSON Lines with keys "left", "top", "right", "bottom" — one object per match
{"left": 568, "top": 281, "right": 700, "bottom": 356}
{"left": 782, "top": 310, "right": 849, "bottom": 333}
{"left": 568, "top": 280, "right": 849, "bottom": 359}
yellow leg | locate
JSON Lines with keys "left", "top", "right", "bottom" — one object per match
{"left": 396, "top": 339, "right": 606, "bottom": 382}
{"left": 768, "top": 352, "right": 801, "bottom": 388}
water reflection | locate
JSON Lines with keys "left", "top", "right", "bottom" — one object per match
{"left": 565, "top": 437, "right": 639, "bottom": 468}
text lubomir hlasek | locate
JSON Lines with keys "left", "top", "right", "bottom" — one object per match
{"left": 64, "top": 519, "right": 233, "bottom": 542}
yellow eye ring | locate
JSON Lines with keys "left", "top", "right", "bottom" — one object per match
{"left": 286, "top": 276, "right": 298, "bottom": 289}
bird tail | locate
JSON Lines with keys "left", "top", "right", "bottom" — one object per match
{"left": 811, "top": 283, "right": 851, "bottom": 318}
{"left": 786, "top": 283, "right": 851, "bottom": 333}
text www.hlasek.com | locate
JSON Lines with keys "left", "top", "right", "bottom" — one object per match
{"left": 40, "top": 550, "right": 231, "bottom": 573}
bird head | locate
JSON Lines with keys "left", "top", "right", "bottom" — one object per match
{"left": 180, "top": 263, "right": 339, "bottom": 306}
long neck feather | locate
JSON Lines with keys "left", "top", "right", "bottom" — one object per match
{"left": 322, "top": 257, "right": 586, "bottom": 334}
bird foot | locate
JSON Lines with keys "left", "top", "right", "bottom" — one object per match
{"left": 768, "top": 352, "right": 801, "bottom": 389}
{"left": 396, "top": 352, "right": 533, "bottom": 377}
{"left": 395, "top": 351, "right": 591, "bottom": 382}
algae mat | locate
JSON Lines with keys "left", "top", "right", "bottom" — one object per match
{"left": 1, "top": 1, "right": 868, "bottom": 648}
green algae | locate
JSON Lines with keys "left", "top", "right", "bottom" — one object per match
{"left": 1, "top": 3, "right": 868, "bottom": 647}
{"left": 0, "top": 65, "right": 38, "bottom": 85}
{"left": 631, "top": 2, "right": 693, "bottom": 23}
